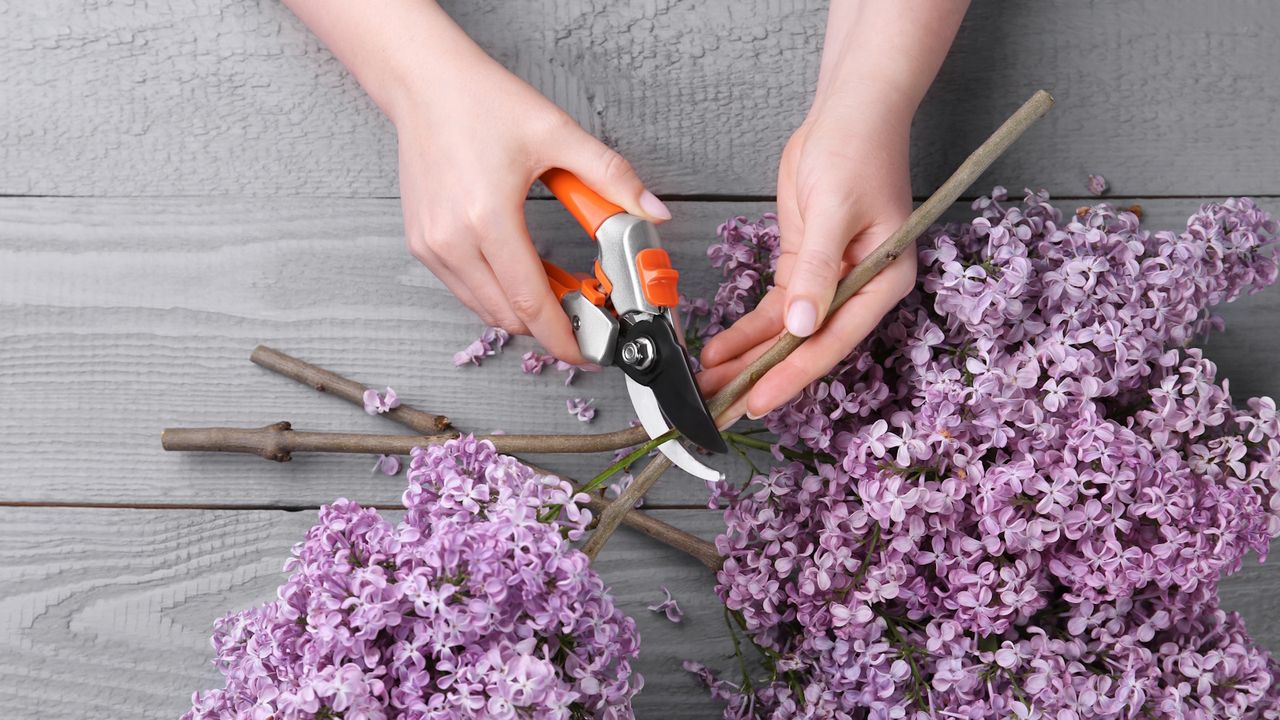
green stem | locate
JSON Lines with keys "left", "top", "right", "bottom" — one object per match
{"left": 539, "top": 429, "right": 677, "bottom": 523}
{"left": 722, "top": 431, "right": 834, "bottom": 464}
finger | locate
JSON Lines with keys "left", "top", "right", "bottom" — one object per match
{"left": 482, "top": 214, "right": 586, "bottom": 364}
{"left": 783, "top": 199, "right": 861, "bottom": 338}
{"left": 700, "top": 290, "right": 786, "bottom": 369}
{"left": 746, "top": 274, "right": 907, "bottom": 417}
{"left": 696, "top": 335, "right": 775, "bottom": 396}
{"left": 444, "top": 242, "right": 529, "bottom": 335}
{"left": 555, "top": 129, "right": 671, "bottom": 223}
{"left": 410, "top": 243, "right": 492, "bottom": 325}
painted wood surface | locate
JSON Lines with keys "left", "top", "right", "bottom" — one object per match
{"left": 4, "top": 197, "right": 1278, "bottom": 508}
{"left": 0, "top": 507, "right": 733, "bottom": 718}
{"left": 4, "top": 1, "right": 1280, "bottom": 197}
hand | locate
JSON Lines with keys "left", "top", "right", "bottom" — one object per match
{"left": 698, "top": 98, "right": 915, "bottom": 418}
{"left": 281, "top": 0, "right": 670, "bottom": 363}
{"left": 393, "top": 55, "right": 670, "bottom": 363}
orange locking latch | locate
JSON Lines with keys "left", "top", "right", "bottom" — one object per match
{"left": 635, "top": 248, "right": 679, "bottom": 307}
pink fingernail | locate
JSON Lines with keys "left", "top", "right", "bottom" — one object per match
{"left": 785, "top": 299, "right": 818, "bottom": 337}
{"left": 639, "top": 190, "right": 672, "bottom": 221}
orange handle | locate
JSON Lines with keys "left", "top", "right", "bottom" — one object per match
{"left": 540, "top": 168, "right": 624, "bottom": 237}
{"left": 543, "top": 259, "right": 607, "bottom": 306}
{"left": 542, "top": 259, "right": 581, "bottom": 301}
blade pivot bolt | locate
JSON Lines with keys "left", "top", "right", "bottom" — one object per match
{"left": 620, "top": 337, "right": 655, "bottom": 371}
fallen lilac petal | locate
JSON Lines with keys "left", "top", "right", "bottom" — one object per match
{"left": 362, "top": 387, "right": 400, "bottom": 415}
{"left": 1086, "top": 173, "right": 1108, "bottom": 197}
{"left": 371, "top": 454, "right": 401, "bottom": 475}
{"left": 648, "top": 586, "right": 683, "bottom": 623}
{"left": 566, "top": 397, "right": 596, "bottom": 423}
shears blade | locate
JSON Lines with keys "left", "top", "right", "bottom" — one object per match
{"left": 625, "top": 376, "right": 724, "bottom": 483}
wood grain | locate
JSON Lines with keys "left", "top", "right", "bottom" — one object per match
{"left": 3, "top": 197, "right": 1278, "bottom": 508}
{"left": 3, "top": 1, "right": 1280, "bottom": 197}
{"left": 0, "top": 507, "right": 735, "bottom": 719}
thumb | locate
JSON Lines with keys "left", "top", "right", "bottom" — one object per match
{"left": 557, "top": 129, "right": 671, "bottom": 223}
{"left": 784, "top": 204, "right": 857, "bottom": 337}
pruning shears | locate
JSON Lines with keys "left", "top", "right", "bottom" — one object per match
{"left": 539, "top": 169, "right": 727, "bottom": 481}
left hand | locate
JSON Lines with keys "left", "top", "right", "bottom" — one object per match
{"left": 699, "top": 97, "right": 916, "bottom": 420}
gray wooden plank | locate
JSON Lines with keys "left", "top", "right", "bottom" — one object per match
{"left": 0, "top": 507, "right": 1275, "bottom": 719}
{"left": 0, "top": 198, "right": 763, "bottom": 507}
{"left": 3, "top": 1, "right": 1280, "bottom": 197}
{"left": 0, "top": 507, "right": 735, "bottom": 719}
{"left": 3, "top": 196, "right": 1279, "bottom": 507}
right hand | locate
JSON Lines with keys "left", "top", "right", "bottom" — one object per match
{"left": 391, "top": 54, "right": 671, "bottom": 363}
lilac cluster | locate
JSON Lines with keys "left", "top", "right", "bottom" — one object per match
{"left": 185, "top": 436, "right": 642, "bottom": 720}
{"left": 695, "top": 191, "right": 1280, "bottom": 717}
{"left": 682, "top": 213, "right": 782, "bottom": 364}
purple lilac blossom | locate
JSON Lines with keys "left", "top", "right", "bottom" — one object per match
{"left": 362, "top": 387, "right": 400, "bottom": 415}
{"left": 691, "top": 193, "right": 1280, "bottom": 718}
{"left": 453, "top": 326, "right": 510, "bottom": 367}
{"left": 371, "top": 454, "right": 401, "bottom": 476}
{"left": 648, "top": 587, "right": 684, "bottom": 624}
{"left": 521, "top": 350, "right": 555, "bottom": 374}
{"left": 1087, "top": 173, "right": 1109, "bottom": 197}
{"left": 184, "top": 436, "right": 642, "bottom": 720}
{"left": 567, "top": 397, "right": 597, "bottom": 423}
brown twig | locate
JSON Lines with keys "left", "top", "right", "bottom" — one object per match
{"left": 583, "top": 495, "right": 721, "bottom": 571}
{"left": 251, "top": 345, "right": 453, "bottom": 435}
{"left": 251, "top": 345, "right": 651, "bottom": 451}
{"left": 162, "top": 423, "right": 656, "bottom": 458}
{"left": 581, "top": 454, "right": 673, "bottom": 561}
{"left": 580, "top": 90, "right": 1056, "bottom": 560}
{"left": 169, "top": 349, "right": 725, "bottom": 566}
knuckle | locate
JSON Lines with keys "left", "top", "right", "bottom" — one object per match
{"left": 498, "top": 318, "right": 527, "bottom": 335}
{"left": 794, "top": 248, "right": 841, "bottom": 281}
{"left": 507, "top": 292, "right": 545, "bottom": 322}
{"left": 598, "top": 146, "right": 635, "bottom": 182}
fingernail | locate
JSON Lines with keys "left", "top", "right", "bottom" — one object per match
{"left": 639, "top": 190, "right": 672, "bottom": 221}
{"left": 785, "top": 299, "right": 818, "bottom": 337}
{"left": 746, "top": 409, "right": 766, "bottom": 421}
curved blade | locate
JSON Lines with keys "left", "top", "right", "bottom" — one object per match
{"left": 625, "top": 376, "right": 724, "bottom": 483}
{"left": 614, "top": 315, "right": 728, "bottom": 454}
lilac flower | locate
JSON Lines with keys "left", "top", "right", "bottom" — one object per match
{"left": 691, "top": 193, "right": 1280, "bottom": 718}
{"left": 566, "top": 397, "right": 596, "bottom": 423}
{"left": 370, "top": 454, "right": 401, "bottom": 476}
{"left": 1087, "top": 173, "right": 1109, "bottom": 197}
{"left": 520, "top": 350, "right": 554, "bottom": 374}
{"left": 453, "top": 326, "right": 510, "bottom": 366}
{"left": 648, "top": 586, "right": 684, "bottom": 623}
{"left": 361, "top": 386, "right": 399, "bottom": 415}
{"left": 184, "top": 436, "right": 642, "bottom": 719}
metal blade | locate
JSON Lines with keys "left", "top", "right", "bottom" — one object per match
{"left": 614, "top": 315, "right": 728, "bottom": 455}
{"left": 625, "top": 376, "right": 724, "bottom": 483}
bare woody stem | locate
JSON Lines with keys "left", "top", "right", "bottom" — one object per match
{"left": 252, "top": 345, "right": 452, "bottom": 435}
{"left": 582, "top": 495, "right": 721, "bottom": 571}
{"left": 581, "top": 90, "right": 1056, "bottom": 560}
{"left": 251, "top": 345, "right": 651, "bottom": 452}
{"left": 162, "top": 423, "right": 652, "bottom": 458}
{"left": 242, "top": 347, "right": 723, "bottom": 567}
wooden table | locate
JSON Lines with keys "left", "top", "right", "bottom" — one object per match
{"left": 2, "top": 2, "right": 1278, "bottom": 716}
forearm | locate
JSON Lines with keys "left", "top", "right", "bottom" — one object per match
{"left": 815, "top": 0, "right": 969, "bottom": 121}
{"left": 281, "top": 0, "right": 488, "bottom": 124}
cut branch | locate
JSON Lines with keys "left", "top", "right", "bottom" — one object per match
{"left": 251, "top": 345, "right": 650, "bottom": 451}
{"left": 162, "top": 424, "right": 649, "bottom": 458}
{"left": 581, "top": 90, "right": 1056, "bottom": 559}
{"left": 581, "top": 453, "right": 673, "bottom": 562}
{"left": 169, "top": 351, "right": 725, "bottom": 566}
{"left": 252, "top": 345, "right": 452, "bottom": 435}
{"left": 583, "top": 495, "right": 721, "bottom": 571}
